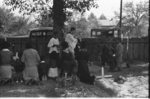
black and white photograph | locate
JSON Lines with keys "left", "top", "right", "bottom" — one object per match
{"left": 0, "top": 0, "right": 149, "bottom": 98}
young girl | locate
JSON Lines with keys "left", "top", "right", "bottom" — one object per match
{"left": 13, "top": 51, "right": 24, "bottom": 83}
{"left": 61, "top": 41, "right": 77, "bottom": 77}
{"left": 47, "top": 32, "right": 60, "bottom": 80}
{"left": 58, "top": 41, "right": 77, "bottom": 87}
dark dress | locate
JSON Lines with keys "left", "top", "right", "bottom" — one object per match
{"left": 38, "top": 56, "right": 49, "bottom": 81}
{"left": 61, "top": 51, "right": 76, "bottom": 77}
{"left": 76, "top": 49, "right": 95, "bottom": 85}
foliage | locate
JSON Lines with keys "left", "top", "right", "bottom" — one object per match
{"left": 0, "top": 7, "right": 16, "bottom": 34}
{"left": 87, "top": 12, "right": 99, "bottom": 30}
{"left": 10, "top": 17, "right": 37, "bottom": 35}
{"left": 67, "top": 16, "right": 89, "bottom": 38}
{"left": 114, "top": 1, "right": 149, "bottom": 38}
{"left": 99, "top": 14, "right": 107, "bottom": 20}
{"left": 0, "top": 7, "right": 36, "bottom": 36}
{"left": 66, "top": 12, "right": 100, "bottom": 38}
{"left": 4, "top": 0, "right": 98, "bottom": 16}
{"left": 35, "top": 10, "right": 53, "bottom": 27}
{"left": 4, "top": 0, "right": 98, "bottom": 38}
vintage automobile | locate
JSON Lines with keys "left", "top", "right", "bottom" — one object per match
{"left": 29, "top": 27, "right": 53, "bottom": 38}
{"left": 2, "top": 27, "right": 54, "bottom": 57}
{"left": 91, "top": 27, "right": 119, "bottom": 38}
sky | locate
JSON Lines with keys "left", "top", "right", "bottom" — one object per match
{"left": 0, "top": 0, "right": 148, "bottom": 20}
{"left": 86, "top": 0, "right": 148, "bottom": 19}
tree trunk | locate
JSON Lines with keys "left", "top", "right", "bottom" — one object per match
{"left": 53, "top": 23, "right": 64, "bottom": 41}
{"left": 53, "top": 0, "right": 66, "bottom": 42}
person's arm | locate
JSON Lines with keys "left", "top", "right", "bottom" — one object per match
{"left": 47, "top": 38, "right": 54, "bottom": 48}
{"left": 86, "top": 50, "right": 89, "bottom": 61}
{"left": 65, "top": 34, "right": 75, "bottom": 43}
{"left": 0, "top": 52, "right": 1, "bottom": 65}
{"left": 21, "top": 51, "right": 25, "bottom": 63}
{"left": 53, "top": 39, "right": 60, "bottom": 48}
{"left": 35, "top": 50, "right": 41, "bottom": 63}
{"left": 10, "top": 51, "right": 15, "bottom": 65}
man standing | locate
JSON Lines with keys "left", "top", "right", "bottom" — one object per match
{"left": 65, "top": 27, "right": 78, "bottom": 58}
{"left": 116, "top": 40, "right": 124, "bottom": 71}
{"left": 64, "top": 27, "right": 78, "bottom": 82}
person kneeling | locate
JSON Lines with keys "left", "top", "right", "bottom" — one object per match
{"left": 0, "top": 41, "right": 14, "bottom": 85}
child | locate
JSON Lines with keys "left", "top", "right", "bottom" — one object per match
{"left": 61, "top": 41, "right": 77, "bottom": 77}
{"left": 0, "top": 41, "right": 14, "bottom": 85}
{"left": 13, "top": 51, "right": 24, "bottom": 83}
{"left": 47, "top": 32, "right": 60, "bottom": 81}
{"left": 59, "top": 41, "right": 77, "bottom": 87}
{"left": 38, "top": 55, "right": 49, "bottom": 81}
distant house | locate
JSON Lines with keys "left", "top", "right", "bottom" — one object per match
{"left": 98, "top": 19, "right": 118, "bottom": 27}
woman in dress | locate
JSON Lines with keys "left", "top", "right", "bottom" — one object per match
{"left": 21, "top": 41, "right": 40, "bottom": 85}
{"left": 0, "top": 41, "right": 14, "bottom": 85}
{"left": 76, "top": 41, "right": 95, "bottom": 85}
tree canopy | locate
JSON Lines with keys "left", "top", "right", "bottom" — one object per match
{"left": 66, "top": 12, "right": 101, "bottom": 38}
{"left": 0, "top": 7, "right": 36, "bottom": 36}
{"left": 4, "top": 0, "right": 98, "bottom": 34}
{"left": 99, "top": 14, "right": 107, "bottom": 20}
{"left": 114, "top": 1, "right": 149, "bottom": 38}
{"left": 4, "top": 0, "right": 98, "bottom": 39}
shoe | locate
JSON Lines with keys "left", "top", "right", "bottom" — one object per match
{"left": 16, "top": 80, "right": 19, "bottom": 83}
{"left": 127, "top": 64, "right": 130, "bottom": 68}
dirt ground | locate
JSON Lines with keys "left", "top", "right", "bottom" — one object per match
{"left": 0, "top": 79, "right": 114, "bottom": 97}
{"left": 89, "top": 61, "right": 149, "bottom": 98}
{"left": 0, "top": 61, "right": 149, "bottom": 97}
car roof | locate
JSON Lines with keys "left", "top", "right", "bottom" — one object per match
{"left": 29, "top": 27, "right": 53, "bottom": 31}
{"left": 5, "top": 35, "right": 29, "bottom": 38}
{"left": 91, "top": 26, "right": 119, "bottom": 31}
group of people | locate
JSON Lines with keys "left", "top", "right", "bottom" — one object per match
{"left": 47, "top": 27, "right": 95, "bottom": 85}
{"left": 0, "top": 27, "right": 95, "bottom": 86}
{"left": 101, "top": 37, "right": 124, "bottom": 72}
{"left": 0, "top": 40, "right": 41, "bottom": 85}
{"left": 0, "top": 27, "right": 124, "bottom": 86}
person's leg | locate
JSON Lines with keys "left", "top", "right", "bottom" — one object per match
{"left": 116, "top": 56, "right": 122, "bottom": 71}
{"left": 38, "top": 63, "right": 42, "bottom": 81}
{"left": 126, "top": 53, "right": 130, "bottom": 68}
{"left": 109, "top": 56, "right": 117, "bottom": 72}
